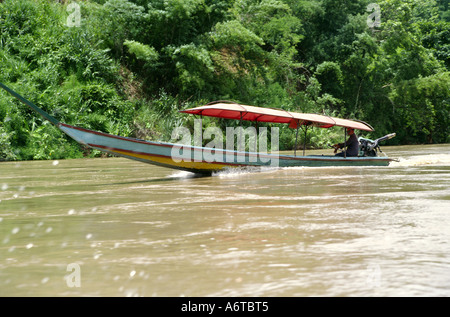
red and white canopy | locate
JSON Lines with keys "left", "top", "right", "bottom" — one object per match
{"left": 180, "top": 102, "right": 373, "bottom": 131}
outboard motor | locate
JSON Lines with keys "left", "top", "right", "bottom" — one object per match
{"left": 359, "top": 133, "right": 396, "bottom": 157}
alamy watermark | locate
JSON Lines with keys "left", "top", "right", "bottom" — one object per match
{"left": 66, "top": 2, "right": 81, "bottom": 28}
{"left": 65, "top": 263, "right": 81, "bottom": 287}
{"left": 170, "top": 119, "right": 279, "bottom": 167}
{"left": 366, "top": 263, "right": 382, "bottom": 288}
{"left": 367, "top": 3, "right": 381, "bottom": 28}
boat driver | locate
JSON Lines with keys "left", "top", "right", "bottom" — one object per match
{"left": 334, "top": 128, "right": 359, "bottom": 157}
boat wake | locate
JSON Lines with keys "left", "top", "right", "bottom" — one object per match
{"left": 213, "top": 166, "right": 279, "bottom": 178}
{"left": 168, "top": 171, "right": 199, "bottom": 179}
{"left": 390, "top": 154, "right": 450, "bottom": 167}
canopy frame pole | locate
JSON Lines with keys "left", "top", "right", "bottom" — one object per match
{"left": 303, "top": 126, "right": 309, "bottom": 156}
{"left": 294, "top": 125, "right": 300, "bottom": 157}
{"left": 344, "top": 127, "right": 347, "bottom": 158}
{"left": 239, "top": 112, "right": 243, "bottom": 152}
{"left": 255, "top": 120, "right": 258, "bottom": 151}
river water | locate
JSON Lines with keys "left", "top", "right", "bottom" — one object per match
{"left": 0, "top": 144, "right": 449, "bottom": 297}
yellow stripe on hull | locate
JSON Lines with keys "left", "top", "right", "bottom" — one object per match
{"left": 111, "top": 149, "right": 237, "bottom": 171}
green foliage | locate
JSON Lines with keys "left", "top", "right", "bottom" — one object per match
{"left": 418, "top": 20, "right": 450, "bottom": 69}
{"left": 93, "top": 0, "right": 147, "bottom": 58}
{"left": 0, "top": 0, "right": 449, "bottom": 162}
{"left": 170, "top": 43, "right": 215, "bottom": 95}
{"left": 132, "top": 90, "right": 194, "bottom": 142}
{"left": 124, "top": 40, "right": 159, "bottom": 64}
{"left": 389, "top": 72, "right": 450, "bottom": 143}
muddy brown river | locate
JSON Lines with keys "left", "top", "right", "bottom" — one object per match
{"left": 0, "top": 144, "right": 449, "bottom": 297}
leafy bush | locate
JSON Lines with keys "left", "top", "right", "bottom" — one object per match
{"left": 0, "top": 0, "right": 449, "bottom": 163}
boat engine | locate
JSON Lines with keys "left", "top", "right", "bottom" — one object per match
{"left": 359, "top": 133, "right": 396, "bottom": 157}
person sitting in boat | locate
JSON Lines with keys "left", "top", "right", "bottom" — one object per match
{"left": 333, "top": 128, "right": 359, "bottom": 157}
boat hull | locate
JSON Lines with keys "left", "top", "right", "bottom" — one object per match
{"left": 59, "top": 123, "right": 393, "bottom": 174}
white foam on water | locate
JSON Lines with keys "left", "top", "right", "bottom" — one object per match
{"left": 390, "top": 154, "right": 450, "bottom": 167}
{"left": 213, "top": 166, "right": 279, "bottom": 178}
{"left": 168, "top": 170, "right": 198, "bottom": 179}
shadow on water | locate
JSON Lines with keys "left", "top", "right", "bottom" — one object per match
{"left": 104, "top": 171, "right": 212, "bottom": 186}
{"left": 102, "top": 166, "right": 284, "bottom": 186}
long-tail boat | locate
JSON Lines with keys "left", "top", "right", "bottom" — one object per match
{"left": 0, "top": 83, "right": 396, "bottom": 175}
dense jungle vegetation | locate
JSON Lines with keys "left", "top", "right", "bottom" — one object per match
{"left": 0, "top": 0, "right": 449, "bottom": 161}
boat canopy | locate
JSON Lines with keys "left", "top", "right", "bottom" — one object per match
{"left": 180, "top": 102, "right": 374, "bottom": 132}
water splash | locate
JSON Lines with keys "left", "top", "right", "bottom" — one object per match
{"left": 214, "top": 166, "right": 278, "bottom": 178}
{"left": 390, "top": 154, "right": 450, "bottom": 167}
{"left": 168, "top": 170, "right": 197, "bottom": 179}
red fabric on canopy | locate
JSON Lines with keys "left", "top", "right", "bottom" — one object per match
{"left": 180, "top": 102, "right": 374, "bottom": 131}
